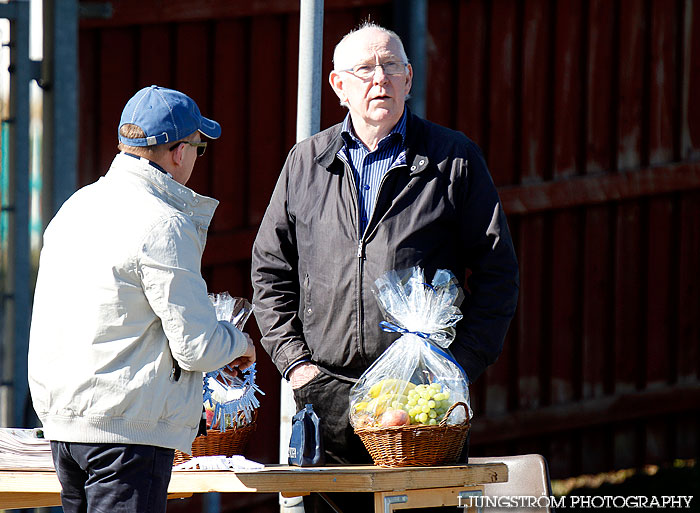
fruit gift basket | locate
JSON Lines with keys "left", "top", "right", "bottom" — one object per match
{"left": 173, "top": 293, "right": 264, "bottom": 465}
{"left": 350, "top": 267, "right": 472, "bottom": 467}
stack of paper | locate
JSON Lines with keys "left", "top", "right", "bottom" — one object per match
{"left": 173, "top": 455, "right": 265, "bottom": 471}
{"left": 0, "top": 428, "right": 54, "bottom": 470}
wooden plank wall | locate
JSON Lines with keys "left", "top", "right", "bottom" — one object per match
{"left": 431, "top": 0, "right": 700, "bottom": 480}
{"left": 77, "top": 0, "right": 700, "bottom": 493}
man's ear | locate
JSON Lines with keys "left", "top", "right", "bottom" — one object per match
{"left": 329, "top": 70, "right": 346, "bottom": 104}
{"left": 404, "top": 63, "right": 414, "bottom": 98}
{"left": 170, "top": 142, "right": 184, "bottom": 167}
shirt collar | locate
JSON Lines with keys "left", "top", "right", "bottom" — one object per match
{"left": 122, "top": 151, "right": 172, "bottom": 177}
{"left": 340, "top": 107, "right": 407, "bottom": 150}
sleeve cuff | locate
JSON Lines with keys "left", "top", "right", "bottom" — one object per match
{"left": 283, "top": 358, "right": 311, "bottom": 380}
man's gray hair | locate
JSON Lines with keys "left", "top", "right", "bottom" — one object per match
{"left": 332, "top": 21, "right": 409, "bottom": 70}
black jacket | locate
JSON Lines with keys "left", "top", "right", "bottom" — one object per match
{"left": 252, "top": 110, "right": 519, "bottom": 383}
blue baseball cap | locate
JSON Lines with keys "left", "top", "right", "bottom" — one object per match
{"left": 118, "top": 85, "right": 221, "bottom": 147}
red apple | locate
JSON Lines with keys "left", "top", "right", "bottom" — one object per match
{"left": 379, "top": 409, "right": 410, "bottom": 427}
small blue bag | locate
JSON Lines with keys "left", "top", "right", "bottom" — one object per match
{"left": 288, "top": 404, "right": 325, "bottom": 467}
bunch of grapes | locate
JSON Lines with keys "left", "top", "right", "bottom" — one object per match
{"left": 352, "top": 379, "right": 457, "bottom": 427}
{"left": 404, "top": 383, "right": 452, "bottom": 425}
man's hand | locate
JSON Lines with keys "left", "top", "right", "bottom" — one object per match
{"left": 219, "top": 333, "right": 256, "bottom": 381}
{"left": 289, "top": 361, "right": 320, "bottom": 389}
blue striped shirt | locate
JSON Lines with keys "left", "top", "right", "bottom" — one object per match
{"left": 338, "top": 110, "right": 408, "bottom": 236}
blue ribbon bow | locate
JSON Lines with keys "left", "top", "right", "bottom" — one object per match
{"left": 379, "top": 320, "right": 433, "bottom": 340}
{"left": 379, "top": 320, "right": 466, "bottom": 376}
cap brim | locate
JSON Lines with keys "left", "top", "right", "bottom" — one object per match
{"left": 199, "top": 117, "right": 221, "bottom": 140}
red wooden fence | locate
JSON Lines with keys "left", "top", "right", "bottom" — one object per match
{"left": 78, "top": 1, "right": 700, "bottom": 508}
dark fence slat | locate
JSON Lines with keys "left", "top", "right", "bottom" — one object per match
{"left": 520, "top": 0, "right": 552, "bottom": 183}
{"left": 552, "top": 0, "right": 583, "bottom": 179}
{"left": 648, "top": 0, "right": 677, "bottom": 165}
{"left": 455, "top": 0, "right": 488, "bottom": 148}
{"left": 681, "top": 0, "right": 700, "bottom": 159}
{"left": 616, "top": 0, "right": 646, "bottom": 171}
{"left": 612, "top": 200, "right": 644, "bottom": 470}
{"left": 210, "top": 19, "right": 251, "bottom": 232}
{"left": 676, "top": 412, "right": 700, "bottom": 461}
{"left": 580, "top": 205, "right": 615, "bottom": 474}
{"left": 516, "top": 215, "right": 545, "bottom": 410}
{"left": 137, "top": 24, "right": 173, "bottom": 88}
{"left": 487, "top": 0, "right": 518, "bottom": 187}
{"left": 98, "top": 28, "right": 138, "bottom": 178}
{"left": 581, "top": 206, "right": 615, "bottom": 400}
{"left": 613, "top": 201, "right": 644, "bottom": 394}
{"left": 78, "top": 29, "right": 99, "bottom": 186}
{"left": 548, "top": 210, "right": 583, "bottom": 478}
{"left": 585, "top": 0, "right": 616, "bottom": 174}
{"left": 248, "top": 15, "right": 286, "bottom": 225}
{"left": 550, "top": 210, "right": 583, "bottom": 405}
{"left": 426, "top": 0, "right": 456, "bottom": 129}
{"left": 645, "top": 197, "right": 675, "bottom": 386}
{"left": 284, "top": 13, "right": 301, "bottom": 151}
{"left": 677, "top": 191, "right": 700, "bottom": 382}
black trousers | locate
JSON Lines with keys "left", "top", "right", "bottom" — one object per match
{"left": 292, "top": 371, "right": 374, "bottom": 513}
{"left": 51, "top": 441, "right": 175, "bottom": 513}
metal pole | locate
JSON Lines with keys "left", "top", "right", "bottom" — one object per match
{"left": 280, "top": 2, "right": 323, "bottom": 511}
{"left": 0, "top": 0, "right": 32, "bottom": 428}
{"left": 295, "top": 0, "right": 323, "bottom": 143}
{"left": 42, "top": 0, "right": 78, "bottom": 219}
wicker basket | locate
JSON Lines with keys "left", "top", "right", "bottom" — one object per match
{"left": 355, "top": 402, "right": 470, "bottom": 467}
{"left": 173, "top": 410, "right": 257, "bottom": 465}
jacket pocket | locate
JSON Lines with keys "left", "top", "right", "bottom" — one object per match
{"left": 302, "top": 273, "right": 314, "bottom": 325}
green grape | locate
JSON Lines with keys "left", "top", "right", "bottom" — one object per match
{"left": 418, "top": 397, "right": 427, "bottom": 406}
{"left": 429, "top": 410, "right": 437, "bottom": 419}
{"left": 428, "top": 419, "right": 438, "bottom": 425}
{"left": 421, "top": 404, "right": 430, "bottom": 413}
{"left": 418, "top": 412, "right": 428, "bottom": 423}
{"left": 427, "top": 400, "right": 436, "bottom": 408}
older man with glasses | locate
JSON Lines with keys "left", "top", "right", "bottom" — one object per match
{"left": 28, "top": 85, "right": 256, "bottom": 513}
{"left": 252, "top": 22, "right": 519, "bottom": 512}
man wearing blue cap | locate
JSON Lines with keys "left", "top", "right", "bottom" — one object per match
{"left": 28, "top": 85, "right": 255, "bottom": 513}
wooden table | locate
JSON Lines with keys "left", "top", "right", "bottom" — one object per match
{"left": 0, "top": 463, "right": 507, "bottom": 512}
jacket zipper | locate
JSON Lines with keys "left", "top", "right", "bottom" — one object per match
{"left": 339, "top": 156, "right": 367, "bottom": 361}
{"left": 355, "top": 163, "right": 405, "bottom": 362}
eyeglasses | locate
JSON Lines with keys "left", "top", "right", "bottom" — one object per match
{"left": 340, "top": 61, "right": 408, "bottom": 80}
{"left": 169, "top": 140, "right": 208, "bottom": 157}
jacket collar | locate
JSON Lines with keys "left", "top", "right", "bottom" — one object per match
{"left": 108, "top": 152, "right": 219, "bottom": 226}
{"left": 315, "top": 108, "right": 430, "bottom": 176}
